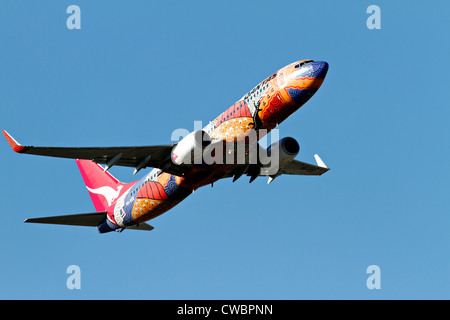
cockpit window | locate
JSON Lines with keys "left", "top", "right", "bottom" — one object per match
{"left": 294, "top": 60, "right": 314, "bottom": 68}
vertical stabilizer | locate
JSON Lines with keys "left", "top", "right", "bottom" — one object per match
{"left": 76, "top": 159, "right": 125, "bottom": 212}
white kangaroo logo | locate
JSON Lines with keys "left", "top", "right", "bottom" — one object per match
{"left": 86, "top": 185, "right": 123, "bottom": 207}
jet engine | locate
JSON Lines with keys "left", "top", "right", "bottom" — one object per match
{"left": 265, "top": 137, "right": 300, "bottom": 169}
{"left": 171, "top": 130, "right": 211, "bottom": 165}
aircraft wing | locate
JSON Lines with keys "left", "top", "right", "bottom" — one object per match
{"left": 225, "top": 154, "right": 329, "bottom": 183}
{"left": 2, "top": 130, "right": 186, "bottom": 175}
{"left": 3, "top": 131, "right": 329, "bottom": 180}
{"left": 277, "top": 158, "right": 329, "bottom": 176}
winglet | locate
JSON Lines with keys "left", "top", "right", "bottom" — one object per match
{"left": 314, "top": 154, "right": 328, "bottom": 168}
{"left": 2, "top": 130, "right": 29, "bottom": 153}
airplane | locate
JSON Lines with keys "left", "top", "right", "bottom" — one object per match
{"left": 3, "top": 59, "right": 330, "bottom": 233}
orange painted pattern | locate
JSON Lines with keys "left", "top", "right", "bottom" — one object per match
{"left": 2, "top": 131, "right": 28, "bottom": 153}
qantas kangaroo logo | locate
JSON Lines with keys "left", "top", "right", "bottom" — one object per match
{"left": 86, "top": 185, "right": 123, "bottom": 207}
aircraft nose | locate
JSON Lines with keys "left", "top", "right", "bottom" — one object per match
{"left": 310, "top": 61, "right": 328, "bottom": 79}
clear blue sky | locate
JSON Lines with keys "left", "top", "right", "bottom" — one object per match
{"left": 1, "top": 0, "right": 449, "bottom": 299}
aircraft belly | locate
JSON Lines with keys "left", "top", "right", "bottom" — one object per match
{"left": 116, "top": 172, "right": 192, "bottom": 226}
{"left": 132, "top": 200, "right": 183, "bottom": 224}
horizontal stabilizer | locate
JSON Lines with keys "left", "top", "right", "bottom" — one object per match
{"left": 128, "top": 223, "right": 155, "bottom": 231}
{"left": 24, "top": 211, "right": 108, "bottom": 227}
{"left": 24, "top": 211, "right": 155, "bottom": 231}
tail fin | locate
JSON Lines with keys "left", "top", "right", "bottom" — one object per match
{"left": 76, "top": 159, "right": 125, "bottom": 212}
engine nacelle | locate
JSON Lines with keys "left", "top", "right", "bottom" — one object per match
{"left": 266, "top": 137, "right": 300, "bottom": 169}
{"left": 171, "top": 130, "right": 211, "bottom": 165}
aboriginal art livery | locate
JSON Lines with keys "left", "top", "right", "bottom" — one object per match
{"left": 3, "top": 59, "right": 330, "bottom": 233}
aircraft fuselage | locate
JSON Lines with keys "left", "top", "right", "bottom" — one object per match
{"left": 106, "top": 60, "right": 329, "bottom": 231}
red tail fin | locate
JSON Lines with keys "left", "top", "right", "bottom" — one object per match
{"left": 76, "top": 159, "right": 126, "bottom": 212}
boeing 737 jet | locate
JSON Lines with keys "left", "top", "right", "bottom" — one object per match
{"left": 3, "top": 59, "right": 330, "bottom": 233}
